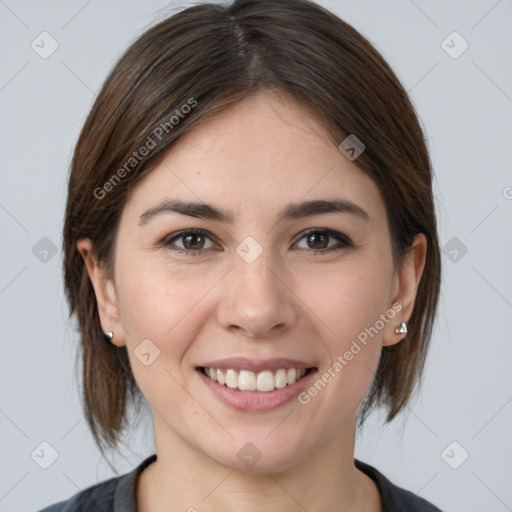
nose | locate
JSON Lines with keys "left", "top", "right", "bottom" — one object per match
{"left": 216, "top": 250, "right": 299, "bottom": 339}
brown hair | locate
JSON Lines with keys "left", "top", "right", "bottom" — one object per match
{"left": 63, "top": 0, "right": 441, "bottom": 459}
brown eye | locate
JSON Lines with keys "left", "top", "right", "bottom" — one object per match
{"left": 294, "top": 229, "right": 352, "bottom": 252}
{"left": 305, "top": 231, "right": 329, "bottom": 249}
{"left": 164, "top": 229, "right": 216, "bottom": 253}
{"left": 182, "top": 232, "right": 205, "bottom": 250}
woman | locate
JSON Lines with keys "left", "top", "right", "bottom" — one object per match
{"left": 40, "top": 0, "right": 442, "bottom": 510}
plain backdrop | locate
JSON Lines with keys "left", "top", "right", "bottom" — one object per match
{"left": 1, "top": 1, "right": 511, "bottom": 511}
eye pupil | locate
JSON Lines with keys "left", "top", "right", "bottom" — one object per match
{"left": 184, "top": 233, "right": 204, "bottom": 250}
{"left": 307, "top": 232, "right": 329, "bottom": 249}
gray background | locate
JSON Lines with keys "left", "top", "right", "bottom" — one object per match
{"left": 1, "top": 0, "right": 511, "bottom": 510}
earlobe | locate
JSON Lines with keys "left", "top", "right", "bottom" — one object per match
{"left": 382, "top": 233, "right": 427, "bottom": 347}
{"left": 76, "top": 238, "right": 126, "bottom": 347}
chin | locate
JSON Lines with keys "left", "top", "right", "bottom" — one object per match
{"left": 203, "top": 435, "right": 309, "bottom": 474}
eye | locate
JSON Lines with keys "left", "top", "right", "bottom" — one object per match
{"left": 163, "top": 229, "right": 217, "bottom": 254}
{"left": 293, "top": 228, "right": 352, "bottom": 253}
{"left": 163, "top": 228, "right": 353, "bottom": 256}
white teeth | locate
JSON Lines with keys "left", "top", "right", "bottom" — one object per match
{"left": 225, "top": 369, "right": 238, "bottom": 389}
{"left": 286, "top": 368, "right": 297, "bottom": 385}
{"left": 202, "top": 367, "right": 309, "bottom": 392}
{"left": 256, "top": 370, "right": 275, "bottom": 392}
{"left": 239, "top": 370, "right": 256, "bottom": 391}
{"left": 275, "top": 369, "right": 288, "bottom": 389}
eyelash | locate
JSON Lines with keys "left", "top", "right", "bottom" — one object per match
{"left": 162, "top": 228, "right": 353, "bottom": 256}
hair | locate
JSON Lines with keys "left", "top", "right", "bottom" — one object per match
{"left": 62, "top": 0, "right": 441, "bottom": 459}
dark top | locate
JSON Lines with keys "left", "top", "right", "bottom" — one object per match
{"left": 37, "top": 454, "right": 443, "bottom": 511}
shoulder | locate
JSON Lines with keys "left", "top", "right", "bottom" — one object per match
{"left": 36, "top": 474, "right": 120, "bottom": 512}
{"left": 36, "top": 454, "right": 157, "bottom": 512}
{"left": 355, "top": 459, "right": 444, "bottom": 512}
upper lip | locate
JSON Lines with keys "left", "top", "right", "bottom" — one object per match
{"left": 198, "top": 357, "right": 315, "bottom": 372}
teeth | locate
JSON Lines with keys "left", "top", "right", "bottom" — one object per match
{"left": 225, "top": 369, "right": 238, "bottom": 389}
{"left": 202, "top": 367, "right": 308, "bottom": 392}
{"left": 275, "top": 369, "right": 287, "bottom": 389}
{"left": 286, "top": 368, "right": 297, "bottom": 385}
{"left": 239, "top": 370, "right": 257, "bottom": 391}
{"left": 256, "top": 370, "right": 274, "bottom": 392}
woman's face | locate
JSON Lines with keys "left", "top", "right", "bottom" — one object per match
{"left": 85, "top": 92, "right": 424, "bottom": 472}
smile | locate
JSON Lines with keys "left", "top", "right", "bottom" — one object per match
{"left": 196, "top": 357, "right": 318, "bottom": 411}
{"left": 200, "top": 367, "right": 311, "bottom": 392}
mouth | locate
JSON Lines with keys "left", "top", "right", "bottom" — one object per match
{"left": 195, "top": 359, "right": 318, "bottom": 412}
{"left": 198, "top": 366, "right": 314, "bottom": 392}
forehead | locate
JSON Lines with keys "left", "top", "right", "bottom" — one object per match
{"left": 123, "top": 92, "right": 386, "bottom": 226}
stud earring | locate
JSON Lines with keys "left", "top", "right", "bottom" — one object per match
{"left": 104, "top": 331, "right": 114, "bottom": 340}
{"left": 395, "top": 321, "right": 407, "bottom": 335}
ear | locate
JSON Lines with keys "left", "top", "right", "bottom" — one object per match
{"left": 76, "top": 238, "right": 126, "bottom": 347}
{"left": 382, "top": 233, "right": 427, "bottom": 347}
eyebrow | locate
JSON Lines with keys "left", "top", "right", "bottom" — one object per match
{"left": 138, "top": 198, "right": 371, "bottom": 226}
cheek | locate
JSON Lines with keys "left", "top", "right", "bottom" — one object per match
{"left": 296, "top": 258, "right": 391, "bottom": 406}
{"left": 116, "top": 256, "right": 221, "bottom": 341}
{"left": 114, "top": 260, "right": 216, "bottom": 413}
{"left": 299, "top": 257, "right": 392, "bottom": 345}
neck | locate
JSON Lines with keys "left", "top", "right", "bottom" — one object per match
{"left": 137, "top": 414, "right": 382, "bottom": 512}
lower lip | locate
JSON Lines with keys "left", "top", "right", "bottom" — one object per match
{"left": 197, "top": 368, "right": 318, "bottom": 412}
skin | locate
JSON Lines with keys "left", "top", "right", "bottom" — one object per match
{"left": 78, "top": 91, "right": 427, "bottom": 512}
